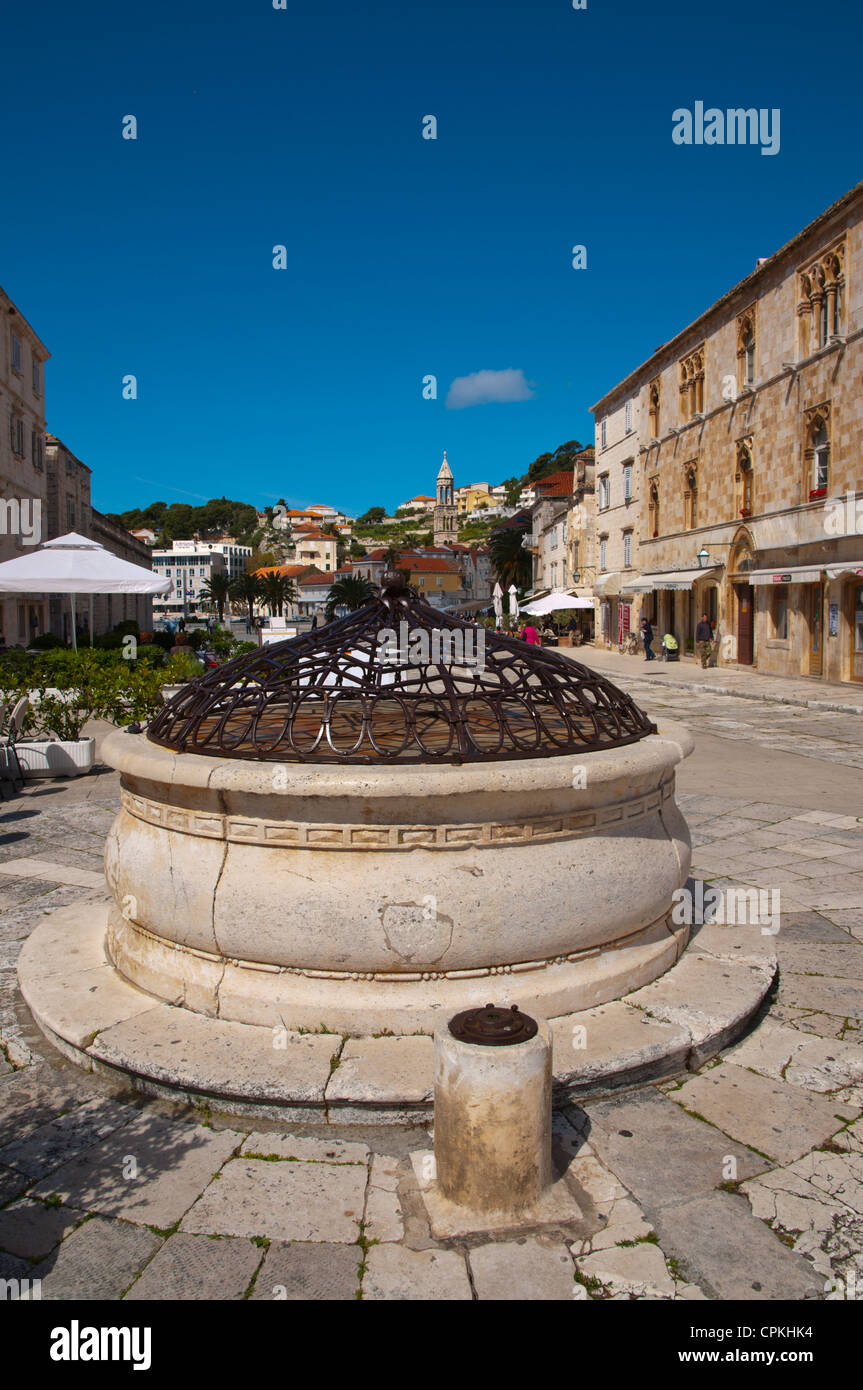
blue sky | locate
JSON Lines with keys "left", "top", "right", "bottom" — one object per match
{"left": 2, "top": 0, "right": 861, "bottom": 517}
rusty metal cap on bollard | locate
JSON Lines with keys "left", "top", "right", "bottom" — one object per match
{"left": 448, "top": 1003, "right": 539, "bottom": 1046}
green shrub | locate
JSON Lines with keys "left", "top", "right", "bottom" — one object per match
{"left": 164, "top": 650, "right": 204, "bottom": 684}
{"left": 29, "top": 633, "right": 66, "bottom": 650}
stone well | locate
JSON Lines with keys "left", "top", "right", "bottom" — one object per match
{"left": 93, "top": 575, "right": 694, "bottom": 1040}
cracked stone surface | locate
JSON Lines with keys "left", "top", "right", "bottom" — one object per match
{"left": 1, "top": 711, "right": 862, "bottom": 1298}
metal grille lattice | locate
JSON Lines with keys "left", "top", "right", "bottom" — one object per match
{"left": 147, "top": 575, "right": 656, "bottom": 765}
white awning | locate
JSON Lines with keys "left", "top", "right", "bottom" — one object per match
{"left": 620, "top": 575, "right": 653, "bottom": 594}
{"left": 640, "top": 565, "right": 723, "bottom": 591}
{"left": 593, "top": 572, "right": 622, "bottom": 597}
{"left": 825, "top": 563, "right": 863, "bottom": 580}
{"left": 748, "top": 565, "right": 824, "bottom": 585}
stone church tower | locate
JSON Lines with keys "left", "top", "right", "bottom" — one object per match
{"left": 433, "top": 452, "right": 458, "bottom": 546}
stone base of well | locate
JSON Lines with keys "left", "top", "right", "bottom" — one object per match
{"left": 17, "top": 899, "right": 778, "bottom": 1124}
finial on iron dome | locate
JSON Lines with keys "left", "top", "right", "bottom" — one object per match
{"left": 380, "top": 568, "right": 411, "bottom": 606}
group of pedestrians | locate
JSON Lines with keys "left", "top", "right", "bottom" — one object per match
{"left": 639, "top": 613, "right": 715, "bottom": 666}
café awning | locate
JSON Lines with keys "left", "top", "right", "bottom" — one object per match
{"left": 593, "top": 572, "right": 622, "bottom": 597}
{"left": 636, "top": 565, "right": 723, "bottom": 592}
{"left": 748, "top": 565, "right": 824, "bottom": 585}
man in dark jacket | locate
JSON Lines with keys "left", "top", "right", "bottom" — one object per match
{"left": 695, "top": 613, "right": 713, "bottom": 668}
{"left": 640, "top": 617, "right": 655, "bottom": 661}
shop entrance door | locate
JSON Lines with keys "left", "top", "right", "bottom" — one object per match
{"left": 808, "top": 584, "right": 823, "bottom": 677}
{"left": 736, "top": 583, "right": 754, "bottom": 665}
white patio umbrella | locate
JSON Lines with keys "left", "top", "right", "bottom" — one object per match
{"left": 0, "top": 532, "right": 171, "bottom": 650}
{"left": 521, "top": 590, "right": 594, "bottom": 616}
{"left": 508, "top": 584, "right": 520, "bottom": 621}
{"left": 492, "top": 581, "right": 504, "bottom": 626}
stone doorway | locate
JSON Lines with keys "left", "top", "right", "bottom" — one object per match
{"left": 736, "top": 583, "right": 754, "bottom": 665}
{"left": 808, "top": 583, "right": 824, "bottom": 678}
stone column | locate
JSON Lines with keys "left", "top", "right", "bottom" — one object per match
{"left": 433, "top": 1008, "right": 552, "bottom": 1215}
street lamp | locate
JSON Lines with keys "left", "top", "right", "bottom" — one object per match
{"left": 696, "top": 545, "right": 711, "bottom": 569}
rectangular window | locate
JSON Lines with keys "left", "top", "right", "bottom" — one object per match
{"left": 623, "top": 464, "right": 632, "bottom": 500}
{"left": 32, "top": 359, "right": 41, "bottom": 394}
{"left": 625, "top": 400, "right": 633, "bottom": 433}
{"left": 598, "top": 476, "right": 610, "bottom": 510}
{"left": 623, "top": 533, "right": 632, "bottom": 567}
{"left": 11, "top": 335, "right": 22, "bottom": 373}
{"left": 600, "top": 418, "right": 607, "bottom": 449}
{"left": 773, "top": 587, "right": 789, "bottom": 640}
{"left": 66, "top": 498, "right": 76, "bottom": 529}
{"left": 600, "top": 538, "right": 608, "bottom": 571}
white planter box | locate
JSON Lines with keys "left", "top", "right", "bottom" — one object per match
{"left": 8, "top": 737, "right": 96, "bottom": 779}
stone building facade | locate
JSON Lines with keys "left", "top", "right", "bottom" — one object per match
{"left": 0, "top": 285, "right": 50, "bottom": 644}
{"left": 591, "top": 179, "right": 863, "bottom": 682}
{"left": 44, "top": 435, "right": 154, "bottom": 640}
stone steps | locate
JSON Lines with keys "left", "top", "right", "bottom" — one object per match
{"left": 18, "top": 901, "right": 777, "bottom": 1124}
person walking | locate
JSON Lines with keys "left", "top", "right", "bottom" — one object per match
{"left": 695, "top": 613, "right": 714, "bottom": 668}
{"left": 640, "top": 617, "right": 655, "bottom": 661}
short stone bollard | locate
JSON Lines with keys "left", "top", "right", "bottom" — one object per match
{"left": 433, "top": 1003, "right": 552, "bottom": 1215}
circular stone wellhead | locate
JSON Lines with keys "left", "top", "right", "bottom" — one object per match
{"left": 99, "top": 580, "right": 693, "bottom": 1038}
{"left": 147, "top": 575, "right": 656, "bottom": 765}
{"left": 448, "top": 1003, "right": 539, "bottom": 1046}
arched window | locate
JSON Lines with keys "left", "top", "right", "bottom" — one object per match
{"left": 804, "top": 407, "right": 831, "bottom": 498}
{"left": 648, "top": 479, "right": 660, "bottom": 537}
{"left": 737, "top": 312, "right": 756, "bottom": 388}
{"left": 678, "top": 349, "right": 705, "bottom": 420}
{"left": 798, "top": 244, "right": 845, "bottom": 355}
{"left": 648, "top": 380, "right": 661, "bottom": 438}
{"left": 736, "top": 441, "right": 754, "bottom": 516}
{"left": 684, "top": 465, "right": 698, "bottom": 530}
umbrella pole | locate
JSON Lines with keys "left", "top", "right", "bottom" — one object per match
{"left": 71, "top": 593, "right": 77, "bottom": 651}
{"left": 89, "top": 595, "right": 93, "bottom": 647}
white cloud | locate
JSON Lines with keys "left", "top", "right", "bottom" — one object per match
{"left": 445, "top": 368, "right": 535, "bottom": 411}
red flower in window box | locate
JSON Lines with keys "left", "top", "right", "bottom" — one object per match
{"left": 809, "top": 487, "right": 827, "bottom": 501}
{"left": 652, "top": 530, "right": 658, "bottom": 538}
{"left": 739, "top": 507, "right": 751, "bottom": 517}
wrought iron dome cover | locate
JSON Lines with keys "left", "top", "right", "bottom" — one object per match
{"left": 147, "top": 573, "right": 657, "bottom": 765}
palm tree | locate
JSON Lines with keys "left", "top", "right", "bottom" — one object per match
{"left": 199, "top": 571, "right": 231, "bottom": 623}
{"left": 489, "top": 521, "right": 531, "bottom": 590}
{"left": 324, "top": 574, "right": 377, "bottom": 622}
{"left": 231, "top": 571, "right": 264, "bottom": 628}
{"left": 262, "top": 572, "right": 296, "bottom": 618}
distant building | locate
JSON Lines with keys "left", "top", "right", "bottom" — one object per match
{"left": 433, "top": 453, "right": 458, "bottom": 546}
{"left": 152, "top": 541, "right": 228, "bottom": 619}
{"left": 0, "top": 284, "right": 50, "bottom": 644}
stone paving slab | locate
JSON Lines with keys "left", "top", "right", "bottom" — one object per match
{"left": 124, "top": 1232, "right": 262, "bottom": 1300}
{"left": 671, "top": 1063, "right": 857, "bottom": 1164}
{"left": 409, "top": 1149, "right": 584, "bottom": 1238}
{"left": 325, "top": 1036, "right": 434, "bottom": 1121}
{"left": 33, "top": 1215, "right": 161, "bottom": 1300}
{"left": 0, "top": 1198, "right": 83, "bottom": 1259}
{"left": 626, "top": 952, "right": 775, "bottom": 1065}
{"left": 550, "top": 1002, "right": 691, "bottom": 1095}
{"left": 0, "top": 1065, "right": 105, "bottom": 1150}
{"left": 90, "top": 1004, "right": 341, "bottom": 1115}
{"left": 575, "top": 1241, "right": 677, "bottom": 1299}
{"left": 250, "top": 1240, "right": 362, "bottom": 1300}
{"left": 180, "top": 1157, "right": 367, "bottom": 1243}
{"left": 779, "top": 974, "right": 863, "bottom": 1020}
{"left": 727, "top": 1019, "right": 863, "bottom": 1092}
{"left": 0, "top": 858, "right": 105, "bottom": 890}
{"left": 469, "top": 1237, "right": 576, "bottom": 1300}
{"left": 584, "top": 1090, "right": 769, "bottom": 1212}
{"left": 777, "top": 940, "right": 863, "bottom": 979}
{"left": 21, "top": 962, "right": 158, "bottom": 1052}
{"left": 363, "top": 1243, "right": 472, "bottom": 1300}
{"left": 31, "top": 1113, "right": 240, "bottom": 1229}
{"left": 240, "top": 1132, "right": 369, "bottom": 1164}
{"left": 652, "top": 1191, "right": 824, "bottom": 1300}
{"left": 0, "top": 1095, "right": 135, "bottom": 1178}
{"left": 0, "top": 1163, "right": 28, "bottom": 1207}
